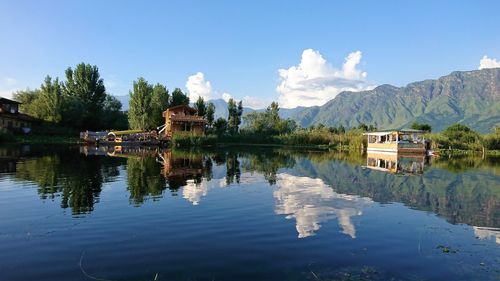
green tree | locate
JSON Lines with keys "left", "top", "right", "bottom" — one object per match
{"left": 128, "top": 77, "right": 153, "bottom": 130}
{"left": 38, "top": 76, "right": 64, "bottom": 123}
{"left": 13, "top": 89, "right": 40, "bottom": 116}
{"left": 63, "top": 63, "right": 107, "bottom": 129}
{"left": 243, "top": 101, "right": 296, "bottom": 135}
{"left": 206, "top": 102, "right": 215, "bottom": 128}
{"left": 195, "top": 96, "right": 207, "bottom": 117}
{"left": 150, "top": 83, "right": 170, "bottom": 128}
{"left": 214, "top": 117, "right": 228, "bottom": 135}
{"left": 411, "top": 122, "right": 432, "bottom": 132}
{"left": 171, "top": 88, "right": 189, "bottom": 106}
{"left": 102, "top": 95, "right": 127, "bottom": 130}
{"left": 227, "top": 98, "right": 243, "bottom": 134}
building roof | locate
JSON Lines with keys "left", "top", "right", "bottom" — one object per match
{"left": 164, "top": 104, "right": 197, "bottom": 113}
{"left": 0, "top": 97, "right": 21, "bottom": 104}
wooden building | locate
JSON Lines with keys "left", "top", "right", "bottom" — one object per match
{"left": 364, "top": 130, "right": 429, "bottom": 154}
{"left": 0, "top": 97, "right": 37, "bottom": 133}
{"left": 161, "top": 105, "right": 207, "bottom": 139}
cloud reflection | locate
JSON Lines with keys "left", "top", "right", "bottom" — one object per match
{"left": 273, "top": 173, "right": 372, "bottom": 238}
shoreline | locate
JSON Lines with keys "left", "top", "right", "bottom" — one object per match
{"left": 2, "top": 135, "right": 500, "bottom": 156}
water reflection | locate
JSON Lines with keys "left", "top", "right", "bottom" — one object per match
{"left": 274, "top": 173, "right": 372, "bottom": 238}
{"left": 5, "top": 145, "right": 500, "bottom": 237}
{"left": 365, "top": 152, "right": 428, "bottom": 174}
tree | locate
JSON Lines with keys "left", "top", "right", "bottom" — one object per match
{"left": 13, "top": 88, "right": 41, "bottom": 117}
{"left": 102, "top": 95, "right": 127, "bottom": 130}
{"left": 227, "top": 98, "right": 243, "bottom": 134}
{"left": 243, "top": 101, "right": 296, "bottom": 135}
{"left": 128, "top": 77, "right": 153, "bottom": 130}
{"left": 195, "top": 96, "right": 207, "bottom": 117}
{"left": 170, "top": 88, "right": 189, "bottom": 106}
{"left": 150, "top": 83, "right": 170, "bottom": 128}
{"left": 338, "top": 124, "right": 346, "bottom": 133}
{"left": 206, "top": 102, "right": 215, "bottom": 128}
{"left": 38, "top": 76, "right": 63, "bottom": 123}
{"left": 213, "top": 117, "right": 228, "bottom": 135}
{"left": 63, "top": 63, "right": 107, "bottom": 129}
{"left": 411, "top": 122, "right": 432, "bottom": 132}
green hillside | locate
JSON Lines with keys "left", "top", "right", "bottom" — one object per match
{"left": 289, "top": 68, "right": 500, "bottom": 133}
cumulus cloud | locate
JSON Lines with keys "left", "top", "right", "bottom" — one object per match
{"left": 186, "top": 72, "right": 213, "bottom": 101}
{"left": 222, "top": 92, "right": 232, "bottom": 102}
{"left": 277, "top": 49, "right": 374, "bottom": 108}
{"left": 479, "top": 55, "right": 500, "bottom": 69}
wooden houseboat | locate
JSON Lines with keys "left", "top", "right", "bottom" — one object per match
{"left": 364, "top": 129, "right": 429, "bottom": 154}
{"left": 160, "top": 105, "right": 206, "bottom": 139}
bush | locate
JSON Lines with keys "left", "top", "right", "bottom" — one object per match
{"left": 0, "top": 128, "right": 14, "bottom": 142}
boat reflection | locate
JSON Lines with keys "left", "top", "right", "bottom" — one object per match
{"left": 364, "top": 152, "right": 429, "bottom": 174}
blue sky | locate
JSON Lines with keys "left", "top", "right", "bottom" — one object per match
{"left": 0, "top": 0, "right": 499, "bottom": 108}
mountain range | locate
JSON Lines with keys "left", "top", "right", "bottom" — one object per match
{"left": 116, "top": 68, "right": 500, "bottom": 133}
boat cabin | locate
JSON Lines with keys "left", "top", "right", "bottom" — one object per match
{"left": 364, "top": 129, "right": 428, "bottom": 154}
{"left": 162, "top": 105, "right": 206, "bottom": 138}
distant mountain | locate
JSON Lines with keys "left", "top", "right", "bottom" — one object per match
{"left": 288, "top": 68, "right": 500, "bottom": 133}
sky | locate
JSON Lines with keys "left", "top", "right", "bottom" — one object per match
{"left": 0, "top": 0, "right": 499, "bottom": 108}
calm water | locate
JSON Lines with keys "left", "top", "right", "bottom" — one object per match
{"left": 0, "top": 145, "right": 499, "bottom": 281}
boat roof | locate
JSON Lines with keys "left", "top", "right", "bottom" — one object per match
{"left": 363, "top": 129, "right": 425, "bottom": 136}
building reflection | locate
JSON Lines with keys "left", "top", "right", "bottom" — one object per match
{"left": 365, "top": 152, "right": 428, "bottom": 174}
{"left": 274, "top": 173, "right": 373, "bottom": 238}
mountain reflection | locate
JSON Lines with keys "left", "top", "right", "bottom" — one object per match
{"left": 4, "top": 145, "right": 499, "bottom": 237}
{"left": 274, "top": 173, "right": 372, "bottom": 238}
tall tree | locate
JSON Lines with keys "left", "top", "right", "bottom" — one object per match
{"left": 38, "top": 76, "right": 63, "bottom": 123}
{"left": 128, "top": 77, "right": 153, "bottom": 130}
{"left": 150, "top": 83, "right": 170, "bottom": 128}
{"left": 170, "top": 88, "right": 189, "bottom": 106}
{"left": 195, "top": 96, "right": 207, "bottom": 117}
{"left": 227, "top": 98, "right": 242, "bottom": 134}
{"left": 63, "top": 63, "right": 106, "bottom": 129}
{"left": 206, "top": 102, "right": 215, "bottom": 128}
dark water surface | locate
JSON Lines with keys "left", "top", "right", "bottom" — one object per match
{"left": 0, "top": 145, "right": 499, "bottom": 281}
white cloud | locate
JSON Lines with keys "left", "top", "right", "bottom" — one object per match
{"left": 0, "top": 77, "right": 19, "bottom": 99}
{"left": 222, "top": 92, "right": 232, "bottom": 102}
{"left": 242, "top": 95, "right": 267, "bottom": 109}
{"left": 186, "top": 72, "right": 213, "bottom": 101}
{"left": 277, "top": 49, "right": 374, "bottom": 108}
{"left": 479, "top": 55, "right": 500, "bottom": 69}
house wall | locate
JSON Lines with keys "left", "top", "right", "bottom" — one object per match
{"left": 0, "top": 116, "right": 31, "bottom": 129}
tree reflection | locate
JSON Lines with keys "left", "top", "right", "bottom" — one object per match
{"left": 15, "top": 151, "right": 124, "bottom": 214}
{"left": 127, "top": 156, "right": 166, "bottom": 204}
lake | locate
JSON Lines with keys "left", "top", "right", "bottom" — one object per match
{"left": 0, "top": 145, "right": 499, "bottom": 281}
